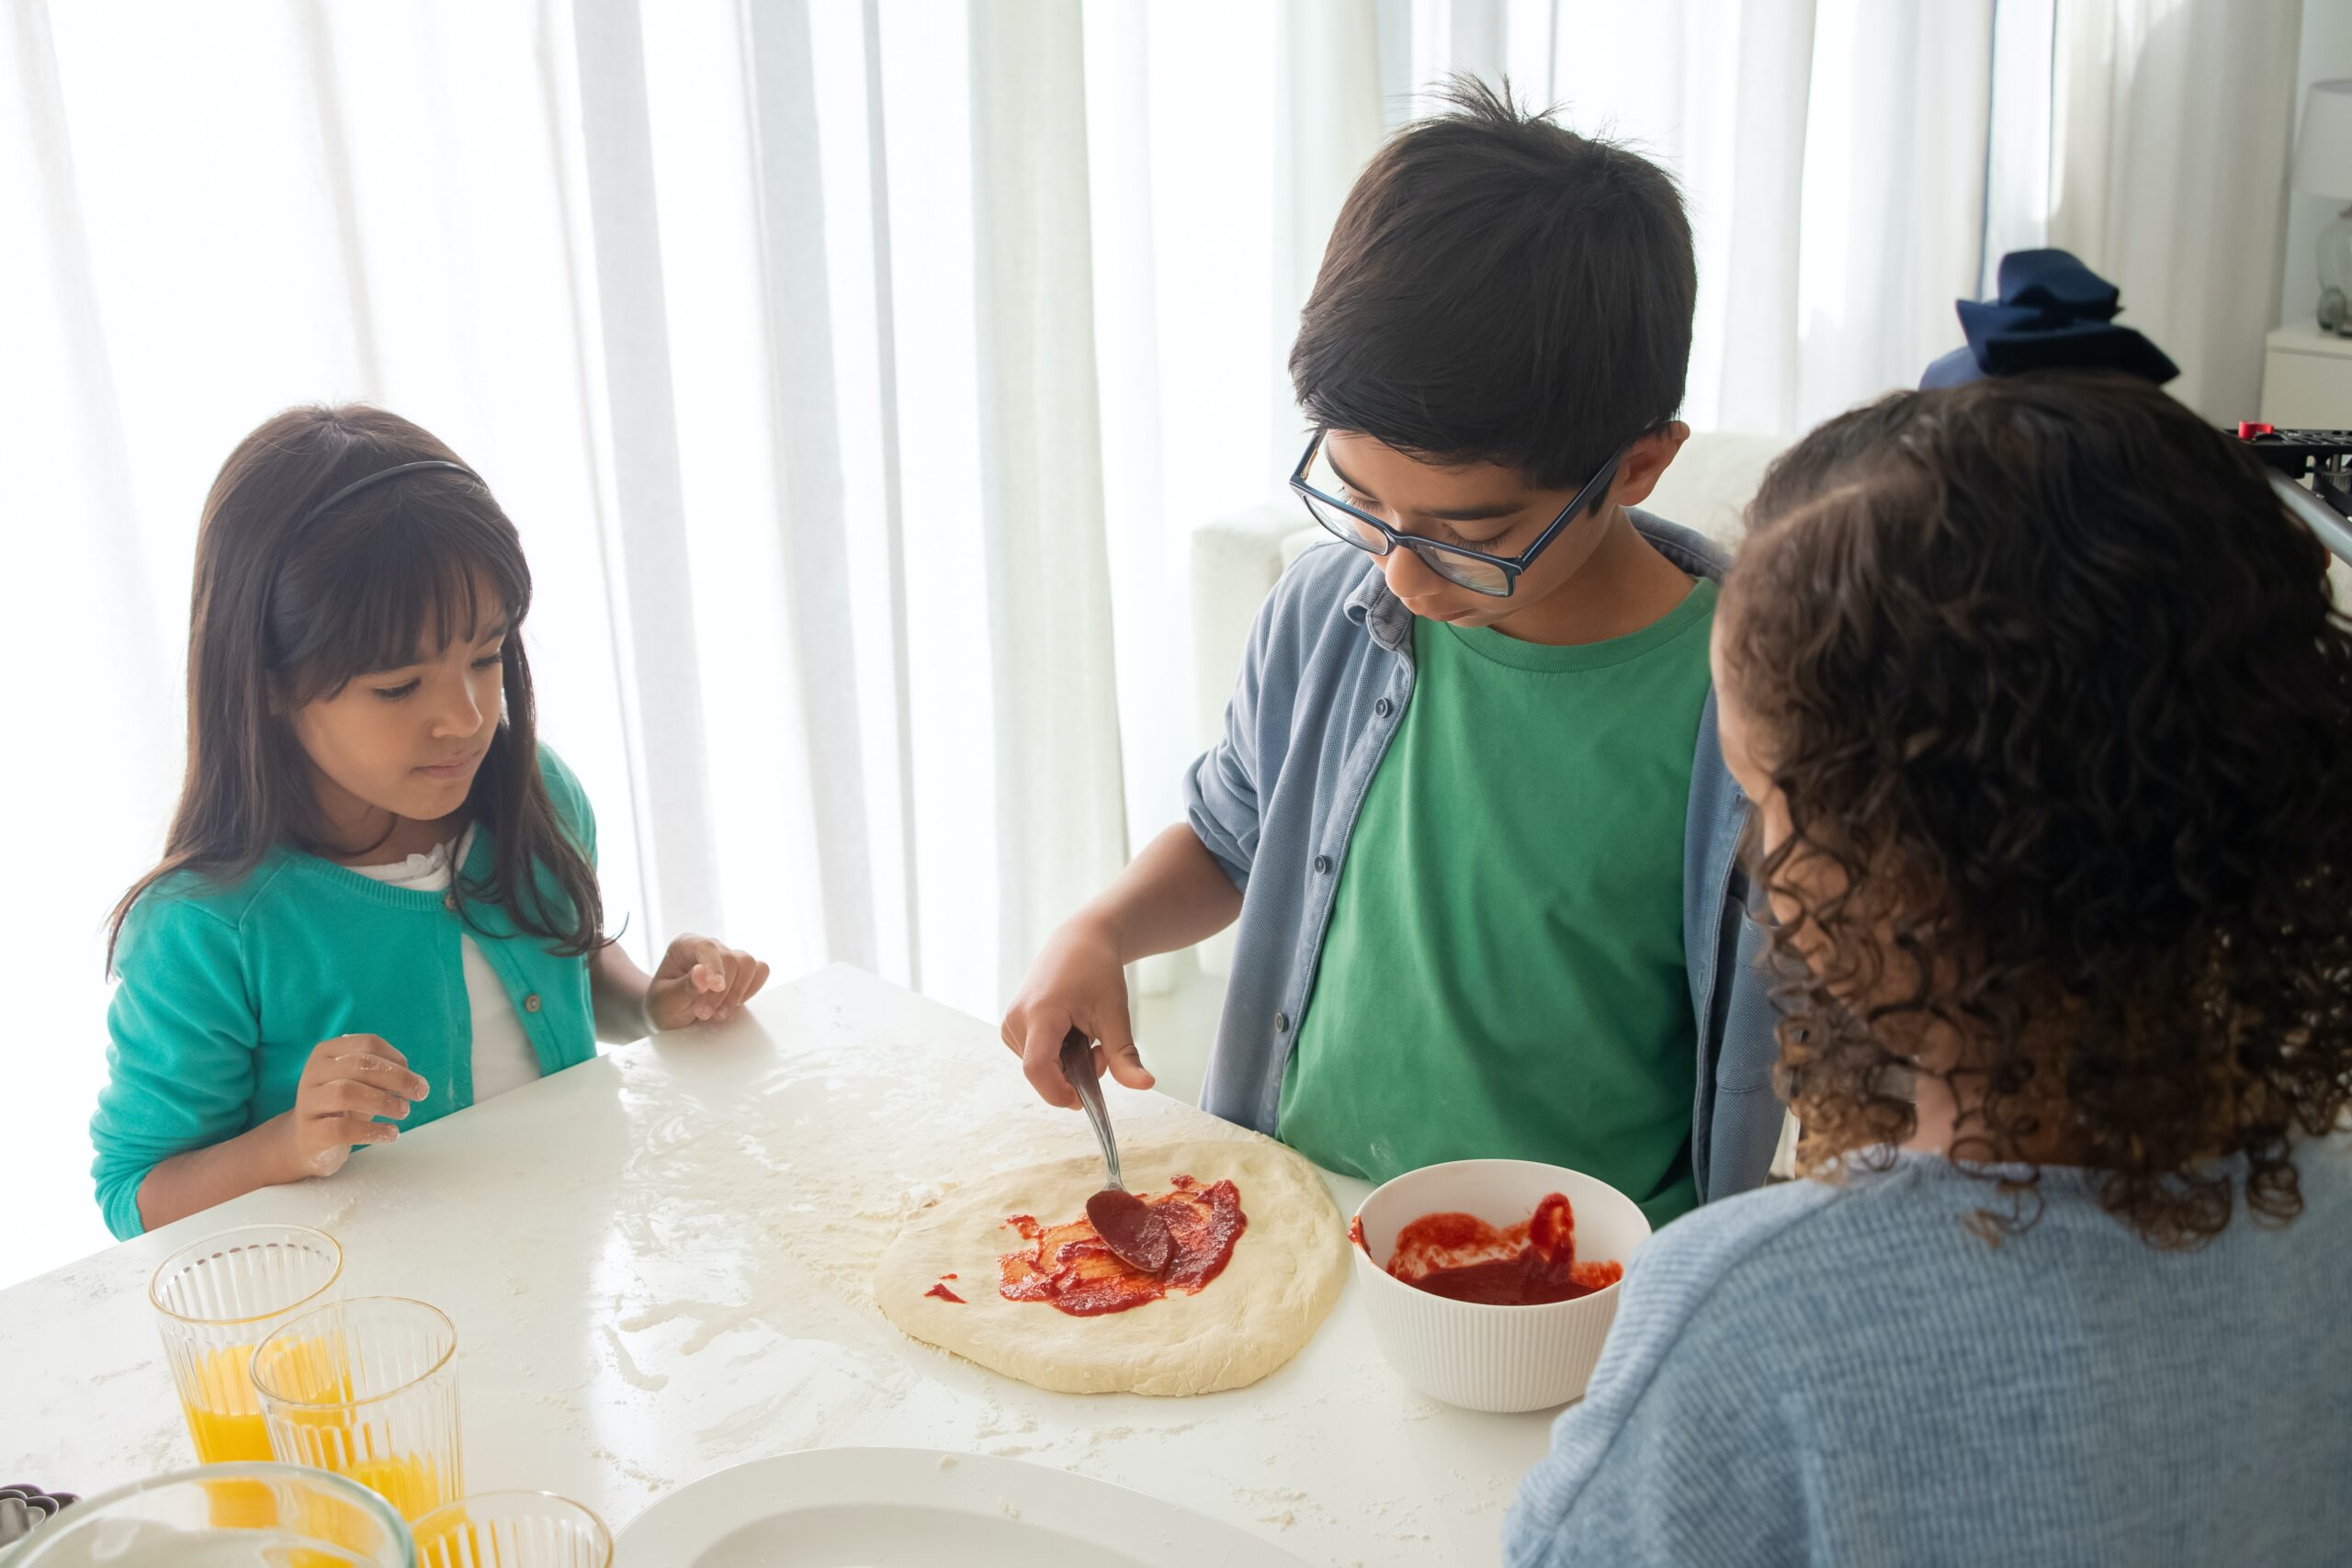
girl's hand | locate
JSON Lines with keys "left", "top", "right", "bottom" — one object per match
{"left": 277, "top": 1034, "right": 430, "bottom": 1179}
{"left": 645, "top": 934, "right": 771, "bottom": 1032}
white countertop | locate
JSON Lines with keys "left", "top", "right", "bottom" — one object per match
{"left": 0, "top": 965, "right": 1553, "bottom": 1565}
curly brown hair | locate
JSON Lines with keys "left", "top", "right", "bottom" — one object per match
{"left": 1721, "top": 374, "right": 2352, "bottom": 1247}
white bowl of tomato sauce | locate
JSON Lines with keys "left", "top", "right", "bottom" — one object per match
{"left": 1350, "top": 1159, "right": 1653, "bottom": 1413}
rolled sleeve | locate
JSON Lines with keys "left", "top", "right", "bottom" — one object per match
{"left": 1182, "top": 574, "right": 1287, "bottom": 891}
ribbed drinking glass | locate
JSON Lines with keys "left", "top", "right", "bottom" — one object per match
{"left": 252, "top": 1296, "right": 463, "bottom": 1523}
{"left": 150, "top": 1224, "right": 345, "bottom": 1464}
{"left": 412, "top": 1492, "right": 611, "bottom": 1568}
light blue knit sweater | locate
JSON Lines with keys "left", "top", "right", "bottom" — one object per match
{"left": 1506, "top": 1143, "right": 2352, "bottom": 1567}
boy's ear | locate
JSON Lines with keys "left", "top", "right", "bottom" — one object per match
{"left": 1607, "top": 422, "right": 1690, "bottom": 511}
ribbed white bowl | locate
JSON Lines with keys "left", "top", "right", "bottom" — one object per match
{"left": 1351, "top": 1159, "right": 1651, "bottom": 1414}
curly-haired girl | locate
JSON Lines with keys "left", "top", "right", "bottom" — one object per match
{"left": 1509, "top": 373, "right": 2352, "bottom": 1567}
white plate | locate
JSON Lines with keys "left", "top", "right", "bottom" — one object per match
{"left": 616, "top": 1448, "right": 1312, "bottom": 1568}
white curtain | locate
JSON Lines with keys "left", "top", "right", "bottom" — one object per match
{"left": 1391, "top": 0, "right": 2300, "bottom": 428}
{"left": 0, "top": 0, "right": 2299, "bottom": 1285}
{"left": 2046, "top": 0, "right": 2303, "bottom": 421}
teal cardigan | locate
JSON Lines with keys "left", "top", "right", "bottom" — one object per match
{"left": 91, "top": 747, "right": 603, "bottom": 1239}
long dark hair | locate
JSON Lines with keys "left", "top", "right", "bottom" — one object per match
{"left": 1722, "top": 374, "right": 2352, "bottom": 1248}
{"left": 108, "top": 404, "right": 604, "bottom": 967}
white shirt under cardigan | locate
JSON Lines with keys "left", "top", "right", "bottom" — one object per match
{"left": 349, "top": 827, "right": 542, "bottom": 1103}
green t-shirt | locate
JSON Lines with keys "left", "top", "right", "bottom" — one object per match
{"left": 1277, "top": 579, "right": 1718, "bottom": 1226}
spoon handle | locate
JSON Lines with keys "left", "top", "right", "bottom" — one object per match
{"left": 1058, "top": 1028, "right": 1124, "bottom": 1191}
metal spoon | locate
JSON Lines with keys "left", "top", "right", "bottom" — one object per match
{"left": 1059, "top": 1028, "right": 1174, "bottom": 1275}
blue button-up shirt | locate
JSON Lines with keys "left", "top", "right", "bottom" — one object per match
{"left": 1182, "top": 513, "right": 1784, "bottom": 1203}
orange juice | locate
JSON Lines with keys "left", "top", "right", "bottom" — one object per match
{"left": 182, "top": 1400, "right": 274, "bottom": 1462}
{"left": 342, "top": 1452, "right": 459, "bottom": 1522}
{"left": 411, "top": 1503, "right": 478, "bottom": 1562}
{"left": 177, "top": 1343, "right": 274, "bottom": 1461}
{"left": 252, "top": 1298, "right": 463, "bottom": 1530}
{"left": 188, "top": 1475, "right": 401, "bottom": 1563}
{"left": 270, "top": 1395, "right": 459, "bottom": 1520}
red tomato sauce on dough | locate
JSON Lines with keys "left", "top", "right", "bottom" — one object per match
{"left": 997, "top": 1175, "right": 1246, "bottom": 1317}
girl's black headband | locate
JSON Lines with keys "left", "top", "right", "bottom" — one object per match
{"left": 265, "top": 459, "right": 486, "bottom": 639}
{"left": 292, "top": 458, "right": 481, "bottom": 533}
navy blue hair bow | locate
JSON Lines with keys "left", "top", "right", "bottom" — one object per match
{"left": 1919, "top": 248, "right": 2178, "bottom": 389}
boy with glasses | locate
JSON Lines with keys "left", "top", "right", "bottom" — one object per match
{"left": 1001, "top": 80, "right": 1781, "bottom": 1223}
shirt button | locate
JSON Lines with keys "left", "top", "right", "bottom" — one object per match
{"left": 525, "top": 994, "right": 543, "bottom": 1013}
{"left": 443, "top": 893, "right": 458, "bottom": 912}
{"left": 1314, "top": 854, "right": 1332, "bottom": 874}
{"left": 1374, "top": 697, "right": 1393, "bottom": 717}
{"left": 1275, "top": 1010, "right": 1291, "bottom": 1033}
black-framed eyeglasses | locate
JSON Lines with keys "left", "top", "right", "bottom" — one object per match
{"left": 1288, "top": 430, "right": 1630, "bottom": 597}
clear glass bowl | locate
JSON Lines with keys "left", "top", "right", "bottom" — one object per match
{"left": 6, "top": 1461, "right": 413, "bottom": 1566}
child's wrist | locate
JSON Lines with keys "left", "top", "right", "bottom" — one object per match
{"left": 639, "top": 985, "right": 664, "bottom": 1039}
{"left": 259, "top": 1111, "right": 308, "bottom": 1187}
{"left": 1069, "top": 907, "right": 1127, "bottom": 965}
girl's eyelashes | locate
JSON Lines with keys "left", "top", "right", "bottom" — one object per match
{"left": 369, "top": 648, "right": 502, "bottom": 698}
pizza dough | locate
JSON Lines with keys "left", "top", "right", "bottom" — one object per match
{"left": 875, "top": 1132, "right": 1350, "bottom": 1395}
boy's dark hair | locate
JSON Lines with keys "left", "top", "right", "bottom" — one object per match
{"left": 1724, "top": 373, "right": 2352, "bottom": 1249}
{"left": 1289, "top": 76, "right": 1696, "bottom": 490}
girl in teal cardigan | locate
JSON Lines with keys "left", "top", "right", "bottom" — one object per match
{"left": 92, "top": 404, "right": 770, "bottom": 1240}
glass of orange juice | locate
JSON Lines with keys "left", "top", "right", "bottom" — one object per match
{"left": 413, "top": 1493, "right": 611, "bottom": 1568}
{"left": 151, "top": 1224, "right": 345, "bottom": 1465}
{"left": 253, "top": 1296, "right": 463, "bottom": 1524}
